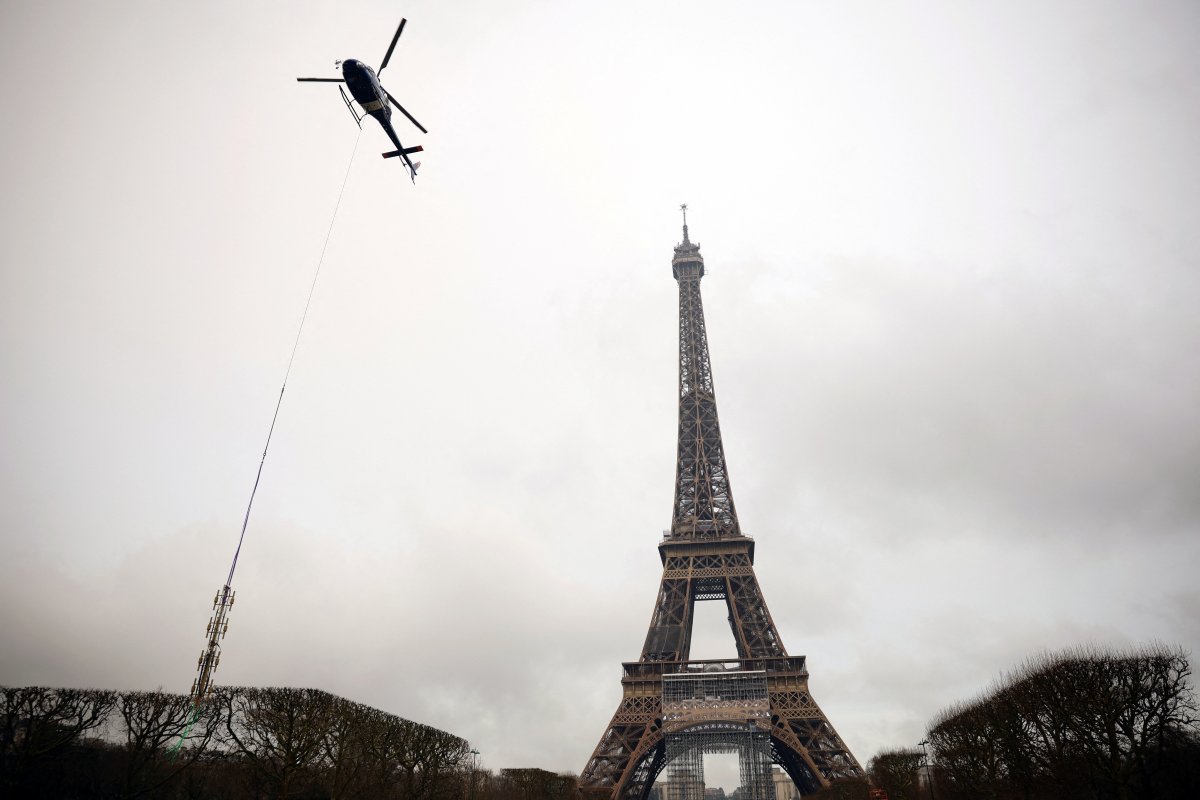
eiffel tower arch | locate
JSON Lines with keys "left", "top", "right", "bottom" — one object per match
{"left": 579, "top": 209, "right": 863, "bottom": 800}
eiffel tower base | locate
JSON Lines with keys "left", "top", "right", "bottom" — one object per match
{"left": 580, "top": 656, "right": 861, "bottom": 800}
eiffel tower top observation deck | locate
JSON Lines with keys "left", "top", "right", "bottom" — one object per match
{"left": 668, "top": 204, "right": 744, "bottom": 545}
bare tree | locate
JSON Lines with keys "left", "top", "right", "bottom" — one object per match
{"left": 357, "top": 708, "right": 471, "bottom": 800}
{"left": 414, "top": 724, "right": 471, "bottom": 800}
{"left": 221, "top": 686, "right": 333, "bottom": 798}
{"left": 926, "top": 645, "right": 1200, "bottom": 800}
{"left": 928, "top": 697, "right": 1007, "bottom": 800}
{"left": 1054, "top": 646, "right": 1196, "bottom": 799}
{"left": 1, "top": 684, "right": 475, "bottom": 799}
{"left": 392, "top": 715, "right": 471, "bottom": 800}
{"left": 867, "top": 748, "right": 923, "bottom": 800}
{"left": 319, "top": 695, "right": 374, "bottom": 799}
{"left": 494, "top": 768, "right": 578, "bottom": 800}
{"left": 114, "top": 690, "right": 219, "bottom": 799}
{"left": 1, "top": 686, "right": 116, "bottom": 796}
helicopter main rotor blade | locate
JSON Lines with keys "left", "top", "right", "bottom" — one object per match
{"left": 378, "top": 18, "right": 407, "bottom": 74}
{"left": 385, "top": 90, "right": 428, "bottom": 134}
{"left": 297, "top": 77, "right": 345, "bottom": 82}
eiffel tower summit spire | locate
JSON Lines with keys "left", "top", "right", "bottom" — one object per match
{"left": 579, "top": 210, "right": 862, "bottom": 800}
{"left": 669, "top": 202, "right": 740, "bottom": 543}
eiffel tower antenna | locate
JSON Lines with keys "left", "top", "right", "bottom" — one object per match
{"left": 579, "top": 210, "right": 862, "bottom": 800}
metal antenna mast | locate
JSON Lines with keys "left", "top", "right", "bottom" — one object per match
{"left": 185, "top": 131, "right": 362, "bottom": 713}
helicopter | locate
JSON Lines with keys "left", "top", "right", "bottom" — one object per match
{"left": 297, "top": 18, "right": 428, "bottom": 182}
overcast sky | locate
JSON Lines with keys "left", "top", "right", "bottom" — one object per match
{"left": 2, "top": 0, "right": 1198, "bottom": 787}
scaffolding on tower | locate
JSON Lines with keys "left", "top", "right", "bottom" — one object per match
{"left": 661, "top": 669, "right": 774, "bottom": 800}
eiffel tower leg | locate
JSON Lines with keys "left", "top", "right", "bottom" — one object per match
{"left": 641, "top": 578, "right": 692, "bottom": 662}
{"left": 580, "top": 697, "right": 665, "bottom": 800}
{"left": 768, "top": 685, "right": 863, "bottom": 789}
{"left": 636, "top": 743, "right": 667, "bottom": 800}
{"left": 645, "top": 542, "right": 783, "bottom": 662}
{"left": 617, "top": 730, "right": 667, "bottom": 800}
{"left": 726, "top": 574, "right": 785, "bottom": 659}
{"left": 766, "top": 722, "right": 827, "bottom": 794}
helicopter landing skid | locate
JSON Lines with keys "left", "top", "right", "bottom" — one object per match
{"left": 339, "top": 85, "right": 364, "bottom": 129}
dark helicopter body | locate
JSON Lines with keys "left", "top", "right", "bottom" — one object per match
{"left": 339, "top": 59, "right": 414, "bottom": 157}
{"left": 341, "top": 60, "right": 387, "bottom": 117}
{"left": 298, "top": 19, "right": 428, "bottom": 181}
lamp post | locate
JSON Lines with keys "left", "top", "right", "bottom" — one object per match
{"left": 917, "top": 740, "right": 935, "bottom": 800}
{"left": 468, "top": 748, "right": 480, "bottom": 800}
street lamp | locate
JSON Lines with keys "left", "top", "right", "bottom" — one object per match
{"left": 917, "top": 740, "right": 935, "bottom": 800}
{"left": 468, "top": 749, "right": 480, "bottom": 800}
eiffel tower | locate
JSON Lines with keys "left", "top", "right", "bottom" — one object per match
{"left": 579, "top": 208, "right": 863, "bottom": 799}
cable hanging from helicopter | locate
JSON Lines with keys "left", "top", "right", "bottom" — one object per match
{"left": 179, "top": 18, "right": 431, "bottom": 747}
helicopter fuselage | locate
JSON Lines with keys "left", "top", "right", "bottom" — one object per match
{"left": 342, "top": 60, "right": 391, "bottom": 122}
{"left": 341, "top": 59, "right": 410, "bottom": 156}
{"left": 298, "top": 17, "right": 425, "bottom": 181}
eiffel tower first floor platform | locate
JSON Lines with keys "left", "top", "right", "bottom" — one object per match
{"left": 579, "top": 656, "right": 862, "bottom": 800}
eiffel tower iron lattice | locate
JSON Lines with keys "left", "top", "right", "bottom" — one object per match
{"left": 579, "top": 208, "right": 863, "bottom": 799}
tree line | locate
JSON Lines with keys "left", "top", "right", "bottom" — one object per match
{"left": 10, "top": 645, "right": 1196, "bottom": 800}
{"left": 470, "top": 767, "right": 579, "bottom": 800}
{"left": 866, "top": 645, "right": 1200, "bottom": 800}
{"left": 2, "top": 685, "right": 472, "bottom": 799}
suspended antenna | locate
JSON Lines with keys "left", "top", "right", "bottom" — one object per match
{"left": 185, "top": 131, "right": 362, "bottom": 713}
